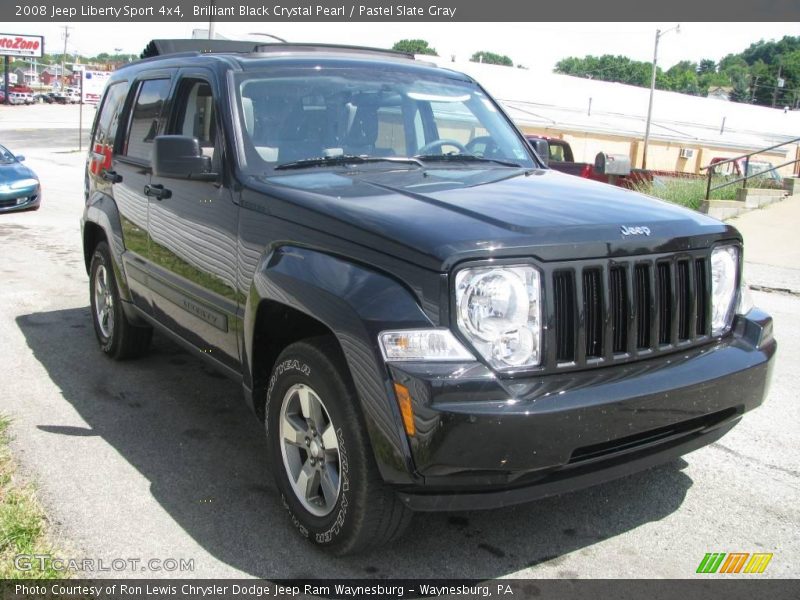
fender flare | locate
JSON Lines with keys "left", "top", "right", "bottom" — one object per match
{"left": 244, "top": 245, "right": 435, "bottom": 484}
{"left": 83, "top": 191, "right": 133, "bottom": 303}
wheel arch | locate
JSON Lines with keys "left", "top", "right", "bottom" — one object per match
{"left": 244, "top": 245, "right": 434, "bottom": 485}
{"left": 82, "top": 192, "right": 132, "bottom": 302}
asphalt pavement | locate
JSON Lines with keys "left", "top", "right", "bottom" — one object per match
{"left": 0, "top": 107, "right": 797, "bottom": 579}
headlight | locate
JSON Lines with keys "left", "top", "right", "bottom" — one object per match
{"left": 455, "top": 265, "right": 542, "bottom": 370}
{"left": 710, "top": 245, "right": 739, "bottom": 335}
{"left": 10, "top": 178, "right": 38, "bottom": 190}
{"left": 379, "top": 329, "right": 474, "bottom": 362}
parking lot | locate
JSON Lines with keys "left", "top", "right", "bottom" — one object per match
{"left": 0, "top": 104, "right": 798, "bottom": 579}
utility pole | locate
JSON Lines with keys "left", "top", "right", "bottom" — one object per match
{"left": 60, "top": 25, "right": 72, "bottom": 90}
{"left": 3, "top": 56, "right": 9, "bottom": 105}
{"left": 772, "top": 65, "right": 783, "bottom": 108}
{"left": 751, "top": 75, "right": 760, "bottom": 103}
{"left": 641, "top": 24, "right": 680, "bottom": 170}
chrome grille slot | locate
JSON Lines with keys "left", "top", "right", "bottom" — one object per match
{"left": 635, "top": 264, "right": 652, "bottom": 349}
{"left": 610, "top": 266, "right": 627, "bottom": 353}
{"left": 677, "top": 260, "right": 691, "bottom": 341}
{"left": 583, "top": 268, "right": 603, "bottom": 358}
{"left": 553, "top": 271, "right": 576, "bottom": 362}
{"left": 657, "top": 262, "right": 672, "bottom": 345}
{"left": 695, "top": 258, "right": 709, "bottom": 336}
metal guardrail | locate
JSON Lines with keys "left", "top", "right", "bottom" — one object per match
{"left": 701, "top": 136, "right": 800, "bottom": 200}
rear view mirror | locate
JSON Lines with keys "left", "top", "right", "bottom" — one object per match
{"left": 528, "top": 139, "right": 549, "bottom": 167}
{"left": 15, "top": 155, "right": 25, "bottom": 162}
{"left": 152, "top": 135, "right": 216, "bottom": 180}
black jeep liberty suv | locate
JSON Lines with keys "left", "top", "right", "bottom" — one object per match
{"left": 82, "top": 40, "right": 776, "bottom": 554}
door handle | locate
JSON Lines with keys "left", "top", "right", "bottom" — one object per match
{"left": 143, "top": 183, "right": 171, "bottom": 200}
{"left": 101, "top": 169, "right": 122, "bottom": 183}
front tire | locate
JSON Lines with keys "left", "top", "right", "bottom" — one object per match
{"left": 89, "top": 241, "right": 152, "bottom": 359}
{"left": 266, "top": 337, "right": 411, "bottom": 554}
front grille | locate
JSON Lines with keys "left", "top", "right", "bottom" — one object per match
{"left": 544, "top": 250, "right": 713, "bottom": 371}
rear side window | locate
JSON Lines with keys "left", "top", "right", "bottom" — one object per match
{"left": 123, "top": 78, "right": 171, "bottom": 162}
{"left": 92, "top": 81, "right": 129, "bottom": 150}
{"left": 549, "top": 144, "right": 565, "bottom": 162}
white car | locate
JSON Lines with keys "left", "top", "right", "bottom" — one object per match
{"left": 8, "top": 92, "right": 27, "bottom": 105}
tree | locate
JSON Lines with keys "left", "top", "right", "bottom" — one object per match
{"left": 555, "top": 54, "right": 655, "bottom": 87}
{"left": 697, "top": 59, "right": 717, "bottom": 75}
{"left": 391, "top": 39, "right": 437, "bottom": 56}
{"left": 470, "top": 51, "right": 513, "bottom": 67}
{"left": 555, "top": 37, "right": 800, "bottom": 108}
{"left": 729, "top": 73, "right": 752, "bottom": 103}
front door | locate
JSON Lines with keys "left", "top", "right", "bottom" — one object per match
{"left": 145, "top": 73, "right": 241, "bottom": 371}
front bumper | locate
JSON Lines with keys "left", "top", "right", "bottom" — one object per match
{"left": 388, "top": 309, "right": 775, "bottom": 511}
{"left": 0, "top": 185, "right": 40, "bottom": 212}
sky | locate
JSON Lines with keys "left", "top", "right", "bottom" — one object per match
{"left": 11, "top": 22, "right": 800, "bottom": 72}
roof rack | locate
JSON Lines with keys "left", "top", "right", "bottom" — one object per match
{"left": 140, "top": 39, "right": 258, "bottom": 59}
{"left": 252, "top": 43, "right": 414, "bottom": 60}
{"left": 139, "top": 39, "right": 417, "bottom": 62}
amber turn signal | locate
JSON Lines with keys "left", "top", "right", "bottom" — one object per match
{"left": 393, "top": 382, "right": 416, "bottom": 436}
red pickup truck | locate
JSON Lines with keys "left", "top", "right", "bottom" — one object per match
{"left": 526, "top": 135, "right": 652, "bottom": 188}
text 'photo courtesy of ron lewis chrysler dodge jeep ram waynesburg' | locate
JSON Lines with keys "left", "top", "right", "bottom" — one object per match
{"left": 80, "top": 39, "right": 776, "bottom": 555}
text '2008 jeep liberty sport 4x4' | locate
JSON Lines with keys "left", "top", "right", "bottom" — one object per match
{"left": 82, "top": 39, "right": 776, "bottom": 555}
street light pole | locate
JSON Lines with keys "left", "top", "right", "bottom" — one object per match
{"left": 641, "top": 24, "right": 679, "bottom": 170}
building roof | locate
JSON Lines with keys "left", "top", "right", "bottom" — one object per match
{"left": 429, "top": 58, "right": 799, "bottom": 155}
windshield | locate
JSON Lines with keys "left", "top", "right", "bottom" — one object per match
{"left": 235, "top": 66, "right": 535, "bottom": 173}
{"left": 0, "top": 145, "right": 15, "bottom": 164}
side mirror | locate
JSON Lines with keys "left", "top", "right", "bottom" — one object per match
{"left": 528, "top": 138, "right": 549, "bottom": 167}
{"left": 15, "top": 155, "right": 25, "bottom": 162}
{"left": 152, "top": 135, "right": 216, "bottom": 180}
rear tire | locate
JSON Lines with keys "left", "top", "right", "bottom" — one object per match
{"left": 265, "top": 336, "right": 411, "bottom": 555}
{"left": 89, "top": 241, "right": 152, "bottom": 359}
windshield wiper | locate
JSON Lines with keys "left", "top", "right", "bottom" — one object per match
{"left": 414, "top": 154, "right": 522, "bottom": 168}
{"left": 274, "top": 155, "right": 424, "bottom": 170}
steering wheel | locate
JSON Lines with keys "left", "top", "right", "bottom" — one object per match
{"left": 416, "top": 139, "right": 469, "bottom": 156}
{"left": 465, "top": 136, "right": 499, "bottom": 158}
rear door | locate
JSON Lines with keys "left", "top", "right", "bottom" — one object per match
{"left": 145, "top": 69, "right": 241, "bottom": 370}
{"left": 111, "top": 73, "right": 175, "bottom": 313}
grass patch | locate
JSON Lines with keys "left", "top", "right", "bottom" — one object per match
{"left": 631, "top": 177, "right": 738, "bottom": 211}
{"left": 0, "top": 415, "right": 68, "bottom": 579}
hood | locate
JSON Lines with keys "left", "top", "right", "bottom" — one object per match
{"left": 0, "top": 161, "right": 36, "bottom": 185}
{"left": 252, "top": 166, "right": 737, "bottom": 271}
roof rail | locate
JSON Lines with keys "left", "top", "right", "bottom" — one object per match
{"left": 252, "top": 43, "right": 414, "bottom": 60}
{"left": 140, "top": 39, "right": 258, "bottom": 59}
{"left": 140, "top": 40, "right": 415, "bottom": 61}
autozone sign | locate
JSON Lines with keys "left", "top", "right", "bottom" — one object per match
{"left": 0, "top": 33, "right": 44, "bottom": 58}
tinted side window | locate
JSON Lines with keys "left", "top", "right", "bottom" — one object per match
{"left": 124, "top": 78, "right": 171, "bottom": 162}
{"left": 173, "top": 79, "right": 217, "bottom": 159}
{"left": 92, "top": 81, "right": 129, "bottom": 150}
